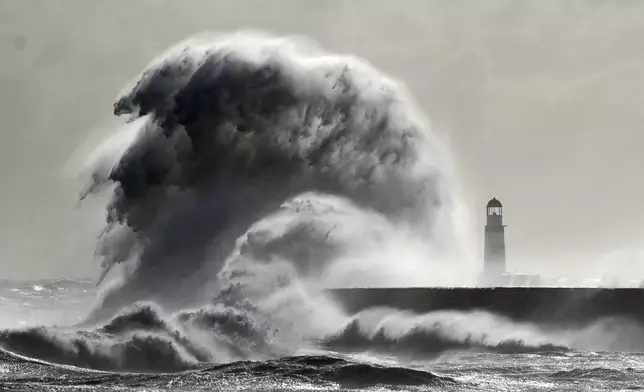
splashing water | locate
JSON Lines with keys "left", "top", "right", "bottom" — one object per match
{"left": 81, "top": 32, "right": 469, "bottom": 318}
{"left": 60, "top": 30, "right": 467, "bottom": 366}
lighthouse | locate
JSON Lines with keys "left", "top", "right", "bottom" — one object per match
{"left": 483, "top": 197, "right": 507, "bottom": 286}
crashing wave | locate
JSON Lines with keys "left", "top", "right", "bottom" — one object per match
{"left": 323, "top": 308, "right": 569, "bottom": 357}
{"left": 0, "top": 303, "right": 280, "bottom": 371}
{"left": 80, "top": 31, "right": 461, "bottom": 323}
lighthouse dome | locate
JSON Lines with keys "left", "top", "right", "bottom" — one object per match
{"left": 486, "top": 198, "right": 503, "bottom": 208}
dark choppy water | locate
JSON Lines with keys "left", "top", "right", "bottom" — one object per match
{"left": 1, "top": 279, "right": 642, "bottom": 391}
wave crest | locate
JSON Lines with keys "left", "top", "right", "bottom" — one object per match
{"left": 324, "top": 308, "right": 570, "bottom": 357}
{"left": 0, "top": 302, "right": 283, "bottom": 371}
{"left": 82, "top": 31, "right": 457, "bottom": 319}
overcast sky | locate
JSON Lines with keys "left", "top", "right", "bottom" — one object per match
{"left": 1, "top": 0, "right": 643, "bottom": 281}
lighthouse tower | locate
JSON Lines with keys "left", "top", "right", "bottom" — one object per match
{"left": 483, "top": 197, "right": 507, "bottom": 286}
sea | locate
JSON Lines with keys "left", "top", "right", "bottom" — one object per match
{"left": 0, "top": 279, "right": 642, "bottom": 392}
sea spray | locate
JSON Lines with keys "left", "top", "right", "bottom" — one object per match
{"left": 83, "top": 31, "right": 465, "bottom": 319}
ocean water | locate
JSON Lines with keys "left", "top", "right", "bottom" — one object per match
{"left": 1, "top": 279, "right": 643, "bottom": 392}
